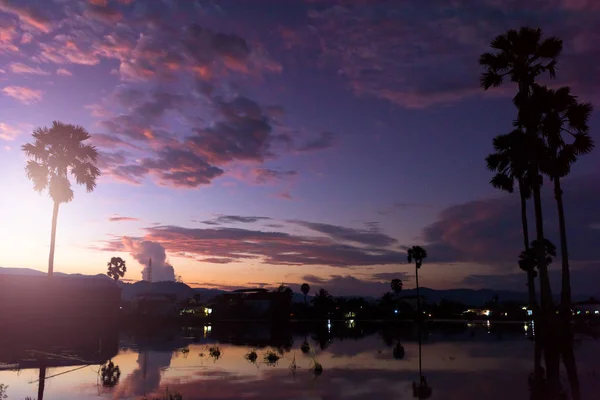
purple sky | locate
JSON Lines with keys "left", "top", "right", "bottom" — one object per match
{"left": 0, "top": 0, "right": 599, "bottom": 296}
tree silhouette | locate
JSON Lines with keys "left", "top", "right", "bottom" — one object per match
{"left": 407, "top": 246, "right": 427, "bottom": 317}
{"left": 275, "top": 284, "right": 293, "bottom": 300}
{"left": 487, "top": 129, "right": 539, "bottom": 311}
{"left": 532, "top": 84, "right": 594, "bottom": 314}
{"left": 390, "top": 279, "right": 403, "bottom": 297}
{"left": 313, "top": 288, "right": 334, "bottom": 316}
{"left": 107, "top": 257, "right": 127, "bottom": 281}
{"left": 22, "top": 121, "right": 100, "bottom": 277}
{"left": 480, "top": 27, "right": 562, "bottom": 312}
{"left": 519, "top": 239, "right": 557, "bottom": 273}
{"left": 300, "top": 283, "right": 310, "bottom": 305}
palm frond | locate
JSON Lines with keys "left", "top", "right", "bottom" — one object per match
{"left": 25, "top": 160, "right": 49, "bottom": 192}
{"left": 480, "top": 71, "right": 503, "bottom": 90}
{"left": 49, "top": 173, "right": 74, "bottom": 203}
{"left": 490, "top": 173, "right": 514, "bottom": 193}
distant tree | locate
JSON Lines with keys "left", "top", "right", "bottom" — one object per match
{"left": 391, "top": 279, "right": 403, "bottom": 297}
{"left": 276, "top": 283, "right": 293, "bottom": 300}
{"left": 22, "top": 121, "right": 100, "bottom": 277}
{"left": 407, "top": 246, "right": 427, "bottom": 316}
{"left": 106, "top": 257, "right": 127, "bottom": 281}
{"left": 313, "top": 288, "right": 334, "bottom": 315}
{"left": 300, "top": 283, "right": 310, "bottom": 305}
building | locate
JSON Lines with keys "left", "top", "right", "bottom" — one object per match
{"left": 213, "top": 289, "right": 291, "bottom": 320}
{"left": 132, "top": 292, "right": 179, "bottom": 317}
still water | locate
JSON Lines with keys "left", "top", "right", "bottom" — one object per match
{"left": 0, "top": 322, "right": 598, "bottom": 400}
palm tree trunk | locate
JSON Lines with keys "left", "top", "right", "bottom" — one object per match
{"left": 531, "top": 183, "right": 552, "bottom": 309}
{"left": 37, "top": 366, "right": 46, "bottom": 400}
{"left": 48, "top": 201, "right": 60, "bottom": 277}
{"left": 553, "top": 177, "right": 571, "bottom": 314}
{"left": 518, "top": 179, "right": 537, "bottom": 309}
{"left": 415, "top": 264, "right": 421, "bottom": 318}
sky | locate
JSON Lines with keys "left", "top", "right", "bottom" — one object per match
{"left": 0, "top": 0, "right": 599, "bottom": 297}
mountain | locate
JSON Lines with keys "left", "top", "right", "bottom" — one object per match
{"left": 118, "top": 281, "right": 197, "bottom": 301}
{"left": 0, "top": 268, "right": 594, "bottom": 306}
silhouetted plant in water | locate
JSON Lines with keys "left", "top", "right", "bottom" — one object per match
{"left": 390, "top": 279, "right": 403, "bottom": 298}
{"left": 100, "top": 360, "right": 121, "bottom": 387}
{"left": 301, "top": 283, "right": 310, "bottom": 305}
{"left": 107, "top": 256, "right": 127, "bottom": 281}
{"left": 22, "top": 121, "right": 100, "bottom": 277}
{"left": 0, "top": 384, "right": 7, "bottom": 400}
{"left": 263, "top": 350, "right": 281, "bottom": 366}
{"left": 245, "top": 350, "right": 258, "bottom": 364}
{"left": 392, "top": 343, "right": 405, "bottom": 359}
{"left": 208, "top": 346, "right": 221, "bottom": 361}
{"left": 300, "top": 340, "right": 310, "bottom": 354}
{"left": 179, "top": 347, "right": 190, "bottom": 358}
{"left": 309, "top": 355, "right": 323, "bottom": 376}
{"left": 412, "top": 376, "right": 432, "bottom": 399}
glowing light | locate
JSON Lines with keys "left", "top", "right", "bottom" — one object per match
{"left": 595, "top": 310, "right": 599, "bottom": 315}
{"left": 482, "top": 310, "right": 491, "bottom": 316}
{"left": 327, "top": 319, "right": 331, "bottom": 332}
{"left": 394, "top": 309, "right": 398, "bottom": 314}
{"left": 527, "top": 310, "right": 533, "bottom": 316}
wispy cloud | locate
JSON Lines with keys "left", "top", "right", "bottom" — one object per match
{"left": 0, "top": 122, "right": 21, "bottom": 140}
{"left": 56, "top": 68, "right": 72, "bottom": 76}
{"left": 2, "top": 85, "right": 43, "bottom": 104}
{"left": 108, "top": 215, "right": 139, "bottom": 222}
{"left": 8, "top": 62, "right": 50, "bottom": 75}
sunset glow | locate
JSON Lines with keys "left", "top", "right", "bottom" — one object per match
{"left": 0, "top": 0, "right": 599, "bottom": 296}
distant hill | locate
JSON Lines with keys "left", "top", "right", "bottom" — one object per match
{"left": 0, "top": 267, "right": 594, "bottom": 306}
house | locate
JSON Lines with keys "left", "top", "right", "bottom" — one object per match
{"left": 213, "top": 288, "right": 291, "bottom": 320}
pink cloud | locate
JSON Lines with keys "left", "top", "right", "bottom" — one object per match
{"left": 56, "top": 68, "right": 72, "bottom": 76}
{"left": 0, "top": 122, "right": 21, "bottom": 140}
{"left": 8, "top": 62, "right": 50, "bottom": 75}
{"left": 2, "top": 85, "right": 43, "bottom": 104}
{"left": 0, "top": 0, "right": 53, "bottom": 32}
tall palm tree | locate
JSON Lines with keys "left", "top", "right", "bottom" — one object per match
{"left": 486, "top": 129, "right": 538, "bottom": 310}
{"left": 480, "top": 27, "right": 563, "bottom": 312}
{"left": 390, "top": 278, "right": 403, "bottom": 297}
{"left": 301, "top": 283, "right": 310, "bottom": 305}
{"left": 532, "top": 85, "right": 594, "bottom": 314}
{"left": 22, "top": 121, "right": 100, "bottom": 277}
{"left": 107, "top": 257, "right": 127, "bottom": 281}
{"left": 407, "top": 246, "right": 427, "bottom": 317}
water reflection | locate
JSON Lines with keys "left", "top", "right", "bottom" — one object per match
{"left": 0, "top": 321, "right": 598, "bottom": 399}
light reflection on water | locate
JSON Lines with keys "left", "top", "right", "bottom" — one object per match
{"left": 0, "top": 322, "right": 599, "bottom": 400}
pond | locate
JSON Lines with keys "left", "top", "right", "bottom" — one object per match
{"left": 0, "top": 322, "right": 598, "bottom": 399}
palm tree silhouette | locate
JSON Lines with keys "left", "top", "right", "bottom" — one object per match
{"left": 487, "top": 129, "right": 539, "bottom": 311}
{"left": 301, "top": 283, "right": 310, "bottom": 305}
{"left": 531, "top": 85, "right": 594, "bottom": 314}
{"left": 22, "top": 121, "right": 100, "bottom": 277}
{"left": 407, "top": 246, "right": 427, "bottom": 318}
{"left": 480, "top": 27, "right": 562, "bottom": 311}
{"left": 390, "top": 279, "right": 403, "bottom": 298}
{"left": 107, "top": 257, "right": 127, "bottom": 281}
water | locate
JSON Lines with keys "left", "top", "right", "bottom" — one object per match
{"left": 1, "top": 322, "right": 599, "bottom": 399}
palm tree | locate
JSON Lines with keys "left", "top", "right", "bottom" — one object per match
{"left": 532, "top": 85, "right": 594, "bottom": 314}
{"left": 22, "top": 121, "right": 100, "bottom": 277}
{"left": 301, "top": 283, "right": 310, "bottom": 305}
{"left": 390, "top": 279, "right": 403, "bottom": 297}
{"left": 480, "top": 27, "right": 563, "bottom": 311}
{"left": 107, "top": 257, "right": 127, "bottom": 281}
{"left": 407, "top": 246, "right": 427, "bottom": 317}
{"left": 487, "top": 129, "right": 538, "bottom": 310}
